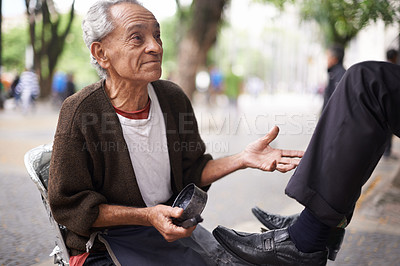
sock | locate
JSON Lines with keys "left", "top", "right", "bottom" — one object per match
{"left": 288, "top": 208, "right": 331, "bottom": 253}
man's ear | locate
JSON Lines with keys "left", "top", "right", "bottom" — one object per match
{"left": 91, "top": 42, "right": 109, "bottom": 69}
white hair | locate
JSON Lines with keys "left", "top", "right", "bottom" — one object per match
{"left": 82, "top": 0, "right": 142, "bottom": 78}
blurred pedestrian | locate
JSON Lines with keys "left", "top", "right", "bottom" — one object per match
{"left": 15, "top": 68, "right": 40, "bottom": 114}
{"left": 383, "top": 48, "right": 398, "bottom": 159}
{"left": 322, "top": 44, "right": 346, "bottom": 110}
{"left": 9, "top": 74, "right": 20, "bottom": 99}
{"left": 0, "top": 81, "right": 4, "bottom": 110}
{"left": 64, "top": 73, "right": 76, "bottom": 100}
{"left": 224, "top": 66, "right": 242, "bottom": 111}
{"left": 246, "top": 76, "right": 264, "bottom": 99}
{"left": 208, "top": 65, "right": 224, "bottom": 105}
{"left": 52, "top": 71, "right": 67, "bottom": 106}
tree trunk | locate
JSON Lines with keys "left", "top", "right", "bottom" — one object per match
{"left": 25, "top": 0, "right": 75, "bottom": 98}
{"left": 172, "top": 0, "right": 228, "bottom": 99}
{"left": 40, "top": 75, "right": 52, "bottom": 98}
{"left": 174, "top": 36, "right": 204, "bottom": 99}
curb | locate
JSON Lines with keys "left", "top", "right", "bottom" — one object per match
{"left": 351, "top": 138, "right": 400, "bottom": 234}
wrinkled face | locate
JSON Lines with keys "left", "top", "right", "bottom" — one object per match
{"left": 98, "top": 3, "right": 163, "bottom": 83}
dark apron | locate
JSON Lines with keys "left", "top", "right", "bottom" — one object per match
{"left": 93, "top": 226, "right": 208, "bottom": 266}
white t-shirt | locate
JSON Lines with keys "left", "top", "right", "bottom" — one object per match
{"left": 117, "top": 83, "right": 172, "bottom": 207}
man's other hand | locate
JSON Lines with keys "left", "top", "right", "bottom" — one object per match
{"left": 147, "top": 205, "right": 195, "bottom": 242}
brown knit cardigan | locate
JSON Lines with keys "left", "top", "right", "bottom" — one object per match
{"left": 48, "top": 79, "right": 212, "bottom": 255}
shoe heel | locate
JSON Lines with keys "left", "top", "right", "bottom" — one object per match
{"left": 328, "top": 247, "right": 339, "bottom": 261}
{"left": 327, "top": 228, "right": 345, "bottom": 261}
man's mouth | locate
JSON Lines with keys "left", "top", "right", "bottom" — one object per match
{"left": 143, "top": 60, "right": 161, "bottom": 65}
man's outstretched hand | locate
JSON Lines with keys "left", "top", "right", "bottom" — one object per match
{"left": 200, "top": 126, "right": 304, "bottom": 186}
{"left": 241, "top": 126, "right": 304, "bottom": 173}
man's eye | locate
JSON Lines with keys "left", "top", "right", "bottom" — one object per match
{"left": 131, "top": 34, "right": 142, "bottom": 41}
{"left": 155, "top": 33, "right": 162, "bottom": 43}
{"left": 153, "top": 30, "right": 160, "bottom": 38}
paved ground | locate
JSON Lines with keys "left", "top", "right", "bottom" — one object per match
{"left": 0, "top": 94, "right": 399, "bottom": 265}
{"left": 329, "top": 145, "right": 400, "bottom": 265}
{"left": 0, "top": 100, "right": 58, "bottom": 265}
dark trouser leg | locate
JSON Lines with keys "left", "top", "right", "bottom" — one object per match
{"left": 286, "top": 61, "right": 400, "bottom": 227}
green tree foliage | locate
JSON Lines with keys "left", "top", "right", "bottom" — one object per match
{"left": 158, "top": 15, "right": 180, "bottom": 79}
{"left": 300, "top": 0, "right": 400, "bottom": 46}
{"left": 2, "top": 26, "right": 28, "bottom": 72}
{"left": 259, "top": 0, "right": 400, "bottom": 47}
{"left": 256, "top": 0, "right": 294, "bottom": 9}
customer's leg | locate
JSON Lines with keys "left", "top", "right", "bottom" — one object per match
{"left": 286, "top": 61, "right": 400, "bottom": 227}
{"left": 212, "top": 61, "right": 400, "bottom": 265}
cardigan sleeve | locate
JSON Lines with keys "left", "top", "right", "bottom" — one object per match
{"left": 48, "top": 99, "right": 108, "bottom": 237}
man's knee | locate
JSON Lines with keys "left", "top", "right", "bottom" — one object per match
{"left": 346, "top": 60, "right": 396, "bottom": 81}
{"left": 339, "top": 61, "right": 393, "bottom": 96}
{"left": 345, "top": 61, "right": 379, "bottom": 79}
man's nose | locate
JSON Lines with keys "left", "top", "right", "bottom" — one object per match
{"left": 145, "top": 37, "right": 162, "bottom": 54}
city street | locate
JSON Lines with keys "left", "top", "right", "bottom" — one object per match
{"left": 0, "top": 92, "right": 399, "bottom": 265}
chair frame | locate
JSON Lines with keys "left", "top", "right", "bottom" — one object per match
{"left": 24, "top": 144, "right": 70, "bottom": 266}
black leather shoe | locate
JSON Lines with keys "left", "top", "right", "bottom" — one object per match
{"left": 213, "top": 226, "right": 328, "bottom": 266}
{"left": 251, "top": 207, "right": 345, "bottom": 261}
{"left": 252, "top": 206, "right": 299, "bottom": 230}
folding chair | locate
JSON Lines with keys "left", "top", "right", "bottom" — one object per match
{"left": 24, "top": 143, "right": 70, "bottom": 265}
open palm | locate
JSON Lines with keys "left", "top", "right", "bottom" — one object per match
{"left": 243, "top": 126, "right": 304, "bottom": 173}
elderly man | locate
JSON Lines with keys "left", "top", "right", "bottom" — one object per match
{"left": 48, "top": 0, "right": 302, "bottom": 265}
